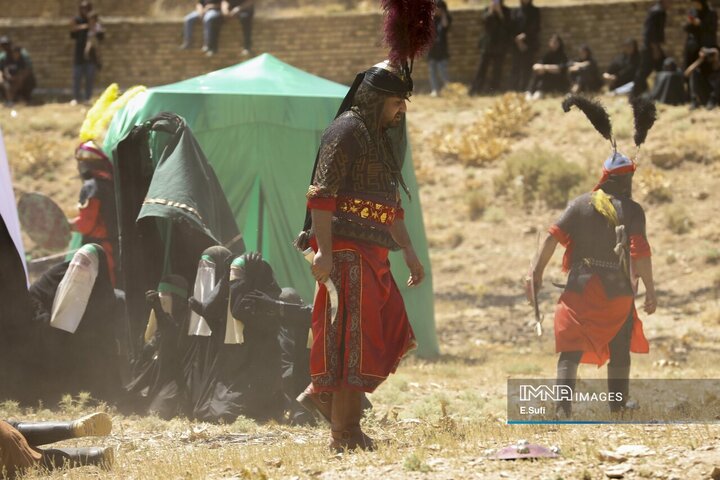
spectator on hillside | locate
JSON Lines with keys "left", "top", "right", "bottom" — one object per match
{"left": 469, "top": 0, "right": 512, "bottom": 96}
{"left": 685, "top": 45, "right": 720, "bottom": 109}
{"left": 632, "top": 0, "right": 669, "bottom": 97}
{"left": 225, "top": 0, "right": 256, "bottom": 56}
{"left": 683, "top": 0, "right": 718, "bottom": 69}
{"left": 646, "top": 57, "right": 688, "bottom": 105}
{"left": 568, "top": 44, "right": 603, "bottom": 94}
{"left": 70, "top": 1, "right": 104, "bottom": 104}
{"left": 0, "top": 40, "right": 36, "bottom": 106}
{"left": 510, "top": 0, "right": 541, "bottom": 92}
{"left": 181, "top": 0, "right": 223, "bottom": 57}
{"left": 428, "top": 0, "right": 452, "bottom": 97}
{"left": 604, "top": 38, "right": 640, "bottom": 93}
{"left": 84, "top": 12, "right": 104, "bottom": 70}
{"left": 526, "top": 33, "right": 569, "bottom": 100}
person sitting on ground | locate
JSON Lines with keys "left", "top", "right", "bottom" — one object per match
{"left": 526, "top": 33, "right": 569, "bottom": 100}
{"left": 604, "top": 38, "right": 640, "bottom": 93}
{"left": 568, "top": 44, "right": 603, "bottom": 94}
{"left": 123, "top": 275, "right": 191, "bottom": 419}
{"left": 224, "top": 0, "right": 255, "bottom": 56}
{"left": 181, "top": 0, "right": 224, "bottom": 57}
{"left": 0, "top": 412, "right": 113, "bottom": 478}
{"left": 0, "top": 42, "right": 36, "bottom": 106}
{"left": 646, "top": 57, "right": 688, "bottom": 105}
{"left": 685, "top": 45, "right": 720, "bottom": 109}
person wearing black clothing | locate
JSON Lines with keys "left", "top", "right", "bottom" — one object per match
{"left": 683, "top": 0, "right": 719, "bottom": 69}
{"left": 646, "top": 57, "right": 688, "bottom": 105}
{"left": 526, "top": 33, "right": 569, "bottom": 99}
{"left": 428, "top": 0, "right": 452, "bottom": 96}
{"left": 510, "top": 0, "right": 541, "bottom": 92}
{"left": 685, "top": 46, "right": 720, "bottom": 109}
{"left": 633, "top": 0, "right": 669, "bottom": 97}
{"left": 226, "top": 0, "right": 255, "bottom": 56}
{"left": 69, "top": 1, "right": 103, "bottom": 103}
{"left": 0, "top": 45, "right": 36, "bottom": 106}
{"left": 604, "top": 38, "right": 640, "bottom": 92}
{"left": 469, "top": 0, "right": 512, "bottom": 95}
{"left": 568, "top": 45, "right": 603, "bottom": 94}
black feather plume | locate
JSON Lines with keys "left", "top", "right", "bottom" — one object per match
{"left": 561, "top": 95, "right": 613, "bottom": 142}
{"left": 630, "top": 96, "right": 657, "bottom": 147}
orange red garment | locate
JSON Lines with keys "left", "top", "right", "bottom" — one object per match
{"left": 550, "top": 225, "right": 651, "bottom": 366}
{"left": 71, "top": 198, "right": 115, "bottom": 286}
{"left": 309, "top": 237, "right": 415, "bottom": 393}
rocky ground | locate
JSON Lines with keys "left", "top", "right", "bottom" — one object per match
{"left": 2, "top": 87, "right": 720, "bottom": 479}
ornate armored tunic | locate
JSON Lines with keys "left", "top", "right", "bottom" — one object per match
{"left": 549, "top": 191, "right": 651, "bottom": 366}
{"left": 550, "top": 192, "right": 650, "bottom": 298}
{"left": 306, "top": 84, "right": 405, "bottom": 250}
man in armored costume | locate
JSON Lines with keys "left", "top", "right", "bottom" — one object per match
{"left": 529, "top": 96, "right": 658, "bottom": 417}
{"left": 295, "top": 0, "right": 436, "bottom": 452}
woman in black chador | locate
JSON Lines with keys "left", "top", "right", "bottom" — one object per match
{"left": 568, "top": 44, "right": 604, "bottom": 94}
{"left": 526, "top": 34, "right": 569, "bottom": 99}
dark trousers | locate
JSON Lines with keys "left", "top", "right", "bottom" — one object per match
{"left": 470, "top": 49, "right": 507, "bottom": 94}
{"left": 556, "top": 310, "right": 634, "bottom": 417}
{"left": 72, "top": 63, "right": 96, "bottom": 102}
{"left": 690, "top": 69, "right": 720, "bottom": 105}
{"left": 238, "top": 9, "right": 254, "bottom": 50}
{"left": 632, "top": 47, "right": 663, "bottom": 96}
{"left": 510, "top": 48, "right": 536, "bottom": 92}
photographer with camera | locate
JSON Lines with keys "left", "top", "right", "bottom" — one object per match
{"left": 684, "top": 46, "right": 720, "bottom": 109}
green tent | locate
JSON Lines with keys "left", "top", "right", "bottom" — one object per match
{"left": 104, "top": 53, "right": 439, "bottom": 358}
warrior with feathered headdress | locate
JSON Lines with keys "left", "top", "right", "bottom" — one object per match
{"left": 528, "top": 95, "right": 658, "bottom": 418}
{"left": 293, "top": 0, "right": 435, "bottom": 452}
{"left": 70, "top": 84, "right": 145, "bottom": 285}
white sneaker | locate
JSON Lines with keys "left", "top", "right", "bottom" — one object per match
{"left": 430, "top": 90, "right": 438, "bottom": 97}
{"left": 532, "top": 91, "right": 543, "bottom": 100}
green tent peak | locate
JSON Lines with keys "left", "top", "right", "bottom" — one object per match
{"left": 153, "top": 53, "right": 349, "bottom": 98}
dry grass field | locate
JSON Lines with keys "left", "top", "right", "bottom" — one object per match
{"left": 2, "top": 86, "right": 720, "bottom": 479}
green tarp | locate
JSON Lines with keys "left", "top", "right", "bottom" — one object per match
{"left": 104, "top": 54, "right": 439, "bottom": 358}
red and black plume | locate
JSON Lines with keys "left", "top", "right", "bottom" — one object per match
{"left": 381, "top": 0, "right": 436, "bottom": 71}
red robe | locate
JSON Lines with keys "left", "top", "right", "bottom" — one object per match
{"left": 309, "top": 237, "right": 416, "bottom": 393}
{"left": 550, "top": 225, "right": 651, "bottom": 366}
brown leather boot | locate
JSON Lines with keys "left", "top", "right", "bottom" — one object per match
{"left": 329, "top": 389, "right": 375, "bottom": 452}
{"left": 296, "top": 383, "right": 332, "bottom": 425}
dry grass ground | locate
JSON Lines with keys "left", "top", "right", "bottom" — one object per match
{"left": 2, "top": 88, "right": 720, "bottom": 479}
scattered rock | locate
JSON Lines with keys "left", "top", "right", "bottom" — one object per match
{"left": 711, "top": 466, "right": 720, "bottom": 480}
{"left": 604, "top": 464, "right": 632, "bottom": 478}
{"left": 598, "top": 450, "right": 628, "bottom": 463}
{"left": 693, "top": 191, "right": 709, "bottom": 200}
{"left": 615, "top": 445, "right": 655, "bottom": 457}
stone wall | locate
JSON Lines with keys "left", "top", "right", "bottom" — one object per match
{"left": 0, "top": 1, "right": 689, "bottom": 93}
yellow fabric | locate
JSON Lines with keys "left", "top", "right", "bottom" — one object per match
{"left": 591, "top": 189, "right": 618, "bottom": 227}
{"left": 80, "top": 83, "right": 120, "bottom": 142}
{"left": 79, "top": 84, "right": 147, "bottom": 144}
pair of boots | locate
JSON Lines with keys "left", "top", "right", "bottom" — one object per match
{"left": 12, "top": 412, "right": 114, "bottom": 469}
{"left": 297, "top": 384, "right": 375, "bottom": 452}
{"left": 555, "top": 362, "right": 630, "bottom": 418}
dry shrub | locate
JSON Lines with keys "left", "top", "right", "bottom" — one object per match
{"left": 5, "top": 133, "right": 68, "bottom": 177}
{"left": 466, "top": 190, "right": 487, "bottom": 220}
{"left": 432, "top": 93, "right": 533, "bottom": 166}
{"left": 494, "top": 148, "right": 588, "bottom": 209}
{"left": 665, "top": 206, "right": 692, "bottom": 235}
{"left": 636, "top": 165, "right": 673, "bottom": 204}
